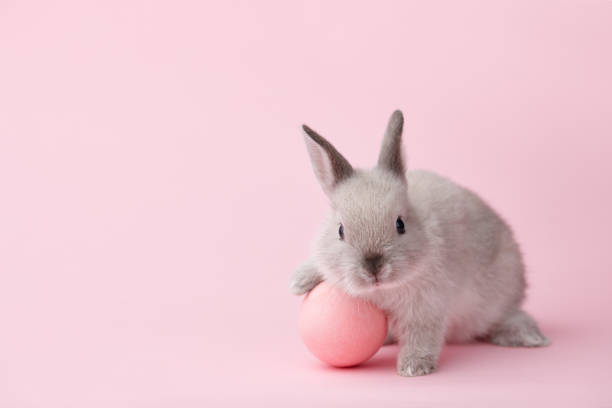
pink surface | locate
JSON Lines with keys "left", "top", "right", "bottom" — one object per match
{"left": 1, "top": 1, "right": 611, "bottom": 407}
{"left": 299, "top": 281, "right": 387, "bottom": 367}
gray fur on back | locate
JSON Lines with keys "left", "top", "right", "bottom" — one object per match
{"left": 291, "top": 110, "right": 549, "bottom": 376}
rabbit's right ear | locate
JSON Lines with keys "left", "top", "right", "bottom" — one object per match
{"left": 377, "top": 110, "right": 405, "bottom": 178}
{"left": 302, "top": 125, "right": 353, "bottom": 197}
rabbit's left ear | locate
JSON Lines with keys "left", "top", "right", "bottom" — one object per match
{"left": 377, "top": 110, "right": 406, "bottom": 178}
{"left": 302, "top": 125, "right": 353, "bottom": 197}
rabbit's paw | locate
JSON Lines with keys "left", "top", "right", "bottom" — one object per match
{"left": 289, "top": 262, "right": 322, "bottom": 295}
{"left": 397, "top": 354, "right": 437, "bottom": 377}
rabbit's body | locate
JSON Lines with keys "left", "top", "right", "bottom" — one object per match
{"left": 365, "top": 169, "right": 526, "bottom": 344}
{"left": 291, "top": 111, "right": 549, "bottom": 376}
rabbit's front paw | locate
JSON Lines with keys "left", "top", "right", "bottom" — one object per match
{"left": 397, "top": 354, "right": 437, "bottom": 377}
{"left": 289, "top": 274, "right": 320, "bottom": 295}
{"left": 289, "top": 262, "right": 322, "bottom": 295}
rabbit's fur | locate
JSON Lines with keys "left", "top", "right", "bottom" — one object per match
{"left": 291, "top": 110, "right": 549, "bottom": 377}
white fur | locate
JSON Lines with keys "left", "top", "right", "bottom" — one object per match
{"left": 291, "top": 111, "right": 549, "bottom": 376}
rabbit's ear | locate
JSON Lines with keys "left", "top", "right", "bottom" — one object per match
{"left": 302, "top": 125, "right": 353, "bottom": 197}
{"left": 377, "top": 110, "right": 406, "bottom": 178}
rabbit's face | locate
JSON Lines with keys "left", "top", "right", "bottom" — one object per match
{"left": 314, "top": 169, "right": 428, "bottom": 295}
{"left": 302, "top": 110, "right": 425, "bottom": 295}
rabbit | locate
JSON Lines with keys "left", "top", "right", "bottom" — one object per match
{"left": 290, "top": 110, "right": 550, "bottom": 377}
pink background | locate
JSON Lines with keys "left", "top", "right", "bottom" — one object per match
{"left": 1, "top": 1, "right": 611, "bottom": 406}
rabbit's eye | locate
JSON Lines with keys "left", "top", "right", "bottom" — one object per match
{"left": 396, "top": 217, "right": 405, "bottom": 234}
{"left": 338, "top": 224, "right": 344, "bottom": 240}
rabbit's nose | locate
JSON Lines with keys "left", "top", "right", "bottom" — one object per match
{"left": 364, "top": 254, "right": 384, "bottom": 276}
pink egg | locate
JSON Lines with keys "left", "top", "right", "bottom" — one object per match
{"left": 299, "top": 281, "right": 388, "bottom": 367}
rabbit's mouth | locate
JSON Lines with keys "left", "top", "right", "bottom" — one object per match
{"left": 357, "top": 264, "right": 394, "bottom": 288}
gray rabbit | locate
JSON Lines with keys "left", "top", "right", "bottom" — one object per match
{"left": 290, "top": 110, "right": 549, "bottom": 377}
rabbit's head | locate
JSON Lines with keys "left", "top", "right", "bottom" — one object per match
{"left": 303, "top": 110, "right": 428, "bottom": 295}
